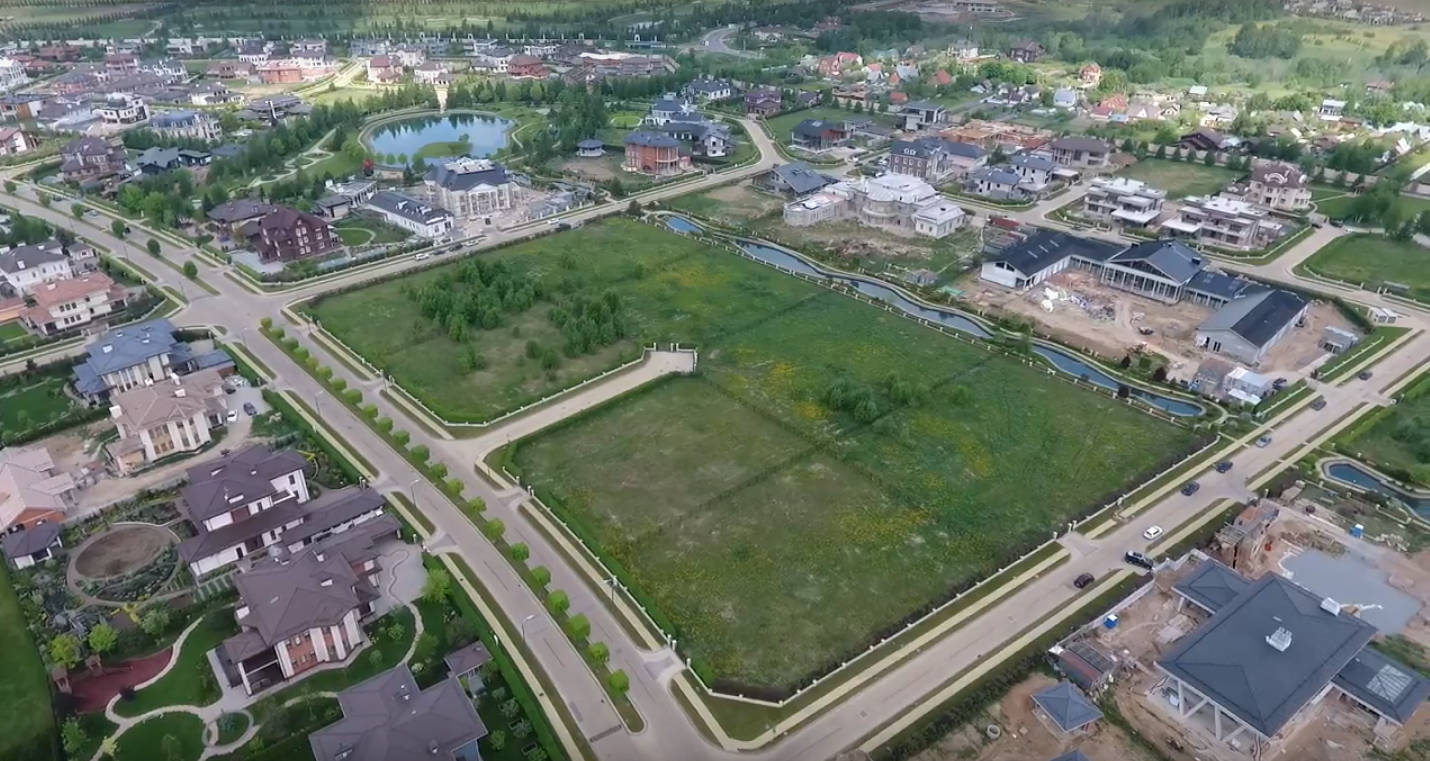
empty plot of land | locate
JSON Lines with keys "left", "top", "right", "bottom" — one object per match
{"left": 1304, "top": 234, "right": 1430, "bottom": 302}
{"left": 665, "top": 183, "right": 784, "bottom": 227}
{"left": 1115, "top": 158, "right": 1239, "bottom": 198}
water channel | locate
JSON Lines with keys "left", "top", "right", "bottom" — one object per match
{"left": 1325, "top": 461, "right": 1430, "bottom": 519}
{"left": 664, "top": 214, "right": 1206, "bottom": 417}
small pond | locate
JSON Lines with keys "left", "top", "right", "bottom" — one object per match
{"left": 365, "top": 112, "right": 513, "bottom": 167}
{"left": 1325, "top": 461, "right": 1430, "bottom": 519}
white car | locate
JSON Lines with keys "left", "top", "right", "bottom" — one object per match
{"left": 414, "top": 252, "right": 431, "bottom": 261}
{"left": 226, "top": 409, "right": 239, "bottom": 423}
{"left": 1142, "top": 525, "right": 1163, "bottom": 541}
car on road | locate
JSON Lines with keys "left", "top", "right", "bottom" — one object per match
{"left": 1272, "top": 377, "right": 1288, "bottom": 390}
{"left": 414, "top": 252, "right": 431, "bottom": 261}
{"left": 1214, "top": 461, "right": 1233, "bottom": 473}
{"left": 1142, "top": 525, "right": 1164, "bottom": 541}
{"left": 242, "top": 402, "right": 257, "bottom": 416}
{"left": 1255, "top": 435, "right": 1272, "bottom": 447}
{"left": 1180, "top": 481, "right": 1200, "bottom": 496}
{"left": 1311, "top": 398, "right": 1328, "bottom": 410}
{"left": 226, "top": 409, "right": 239, "bottom": 422}
{"left": 1124, "top": 551, "right": 1154, "bottom": 570}
{"left": 1073, "top": 572, "right": 1095, "bottom": 589}
{"left": 1358, "top": 370, "right": 1373, "bottom": 380}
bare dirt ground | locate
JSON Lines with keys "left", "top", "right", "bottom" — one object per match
{"left": 961, "top": 270, "right": 1359, "bottom": 379}
{"left": 73, "top": 524, "right": 171, "bottom": 579}
{"left": 911, "top": 673, "right": 1152, "bottom": 761}
{"left": 556, "top": 156, "right": 620, "bottom": 182}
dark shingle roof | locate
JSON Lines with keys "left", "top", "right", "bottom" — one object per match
{"left": 624, "top": 131, "right": 679, "bottom": 148}
{"left": 443, "top": 641, "right": 493, "bottom": 676}
{"left": 1158, "top": 573, "right": 1378, "bottom": 739}
{"left": 772, "top": 162, "right": 835, "bottom": 194}
{"left": 1174, "top": 558, "right": 1252, "bottom": 614}
{"left": 424, "top": 161, "right": 510, "bottom": 192}
{"left": 1333, "top": 646, "right": 1430, "bottom": 724}
{"left": 182, "top": 446, "right": 309, "bottom": 522}
{"left": 989, "top": 229, "right": 1122, "bottom": 277}
{"left": 1050, "top": 136, "right": 1108, "bottom": 153}
{"left": 1199, "top": 290, "right": 1307, "bottom": 348}
{"left": 76, "top": 318, "right": 179, "bottom": 376}
{"left": 0, "top": 241, "right": 66, "bottom": 274}
{"left": 310, "top": 666, "right": 487, "bottom": 761}
{"left": 208, "top": 199, "right": 277, "bottom": 223}
{"left": 2, "top": 522, "right": 60, "bottom": 560}
{"left": 1187, "top": 269, "right": 1255, "bottom": 302}
{"left": 366, "top": 190, "right": 452, "bottom": 226}
{"left": 1109, "top": 239, "right": 1202, "bottom": 285}
{"left": 1031, "top": 681, "right": 1103, "bottom": 732}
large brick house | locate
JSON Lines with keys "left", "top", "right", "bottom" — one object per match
{"left": 623, "top": 131, "right": 689, "bottom": 176}
{"left": 59, "top": 136, "right": 128, "bottom": 184}
{"left": 246, "top": 206, "right": 339, "bottom": 263}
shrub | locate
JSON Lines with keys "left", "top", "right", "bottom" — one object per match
{"left": 342, "top": 389, "right": 361, "bottom": 405}
{"left": 608, "top": 670, "right": 630, "bottom": 695}
{"left": 411, "top": 444, "right": 430, "bottom": 462}
{"left": 588, "top": 641, "right": 609, "bottom": 664}
{"left": 376, "top": 417, "right": 394, "bottom": 432}
{"left": 393, "top": 430, "right": 410, "bottom": 446}
{"left": 530, "top": 565, "right": 551, "bottom": 588}
{"left": 510, "top": 543, "right": 529, "bottom": 562}
{"left": 270, "top": 326, "right": 284, "bottom": 339}
{"left": 467, "top": 497, "right": 486, "bottom": 514}
{"left": 547, "top": 589, "right": 570, "bottom": 613}
{"left": 566, "top": 614, "right": 590, "bottom": 640}
{"left": 260, "top": 317, "right": 273, "bottom": 329}
{"left": 330, "top": 378, "right": 347, "bottom": 392}
{"left": 360, "top": 403, "right": 378, "bottom": 418}
{"left": 445, "top": 478, "right": 463, "bottom": 496}
{"left": 430, "top": 463, "right": 448, "bottom": 479}
{"left": 317, "top": 366, "right": 334, "bottom": 380}
{"left": 483, "top": 519, "right": 506, "bottom": 540}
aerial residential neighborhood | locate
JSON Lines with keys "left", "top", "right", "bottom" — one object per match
{"left": 1, "top": 2, "right": 1429, "bottom": 761}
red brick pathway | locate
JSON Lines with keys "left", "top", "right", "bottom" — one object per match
{"left": 71, "top": 647, "right": 173, "bottom": 714}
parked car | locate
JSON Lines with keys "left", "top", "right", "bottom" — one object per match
{"left": 1311, "top": 398, "right": 1328, "bottom": 410}
{"left": 226, "top": 409, "right": 238, "bottom": 422}
{"left": 1073, "top": 572, "right": 1095, "bottom": 589}
{"left": 1358, "top": 370, "right": 1373, "bottom": 381}
{"left": 1142, "top": 525, "right": 1164, "bottom": 541}
{"left": 414, "top": 252, "right": 431, "bottom": 261}
{"left": 1124, "top": 551, "right": 1154, "bottom": 570}
{"left": 243, "top": 402, "right": 257, "bottom": 416}
{"left": 1181, "top": 481, "right": 1200, "bottom": 496}
{"left": 1272, "top": 377, "right": 1288, "bottom": 390}
{"left": 1214, "top": 461, "right": 1233, "bottom": 473}
{"left": 1255, "top": 435, "right": 1272, "bottom": 447}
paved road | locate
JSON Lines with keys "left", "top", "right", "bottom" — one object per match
{"left": 686, "top": 26, "right": 761, "bottom": 59}
{"left": 5, "top": 137, "right": 1429, "bottom": 761}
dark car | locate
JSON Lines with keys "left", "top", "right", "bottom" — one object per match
{"left": 1073, "top": 572, "right": 1095, "bottom": 589}
{"left": 242, "top": 402, "right": 257, "bottom": 416}
{"left": 1124, "top": 551, "right": 1154, "bottom": 570}
{"left": 1358, "top": 370, "right": 1373, "bottom": 381}
{"left": 1214, "top": 461, "right": 1233, "bottom": 474}
{"left": 1181, "top": 481, "right": 1201, "bottom": 496}
{"left": 1311, "top": 398, "right": 1328, "bottom": 410}
{"left": 1272, "top": 377, "right": 1288, "bottom": 390}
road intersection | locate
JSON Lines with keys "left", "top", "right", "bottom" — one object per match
{"left": 4, "top": 130, "right": 1427, "bottom": 761}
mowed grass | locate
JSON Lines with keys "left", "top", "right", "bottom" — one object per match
{"left": 307, "top": 219, "right": 817, "bottom": 421}
{"left": 116, "top": 608, "right": 239, "bottom": 717}
{"left": 1304, "top": 234, "right": 1430, "bottom": 302}
{"left": 1342, "top": 384, "right": 1430, "bottom": 486}
{"left": 1315, "top": 193, "right": 1430, "bottom": 222}
{"left": 505, "top": 253, "right": 1198, "bottom": 689}
{"left": 113, "top": 712, "right": 205, "bottom": 761}
{"left": 1115, "top": 158, "right": 1240, "bottom": 198}
{"left": 0, "top": 376, "right": 77, "bottom": 433}
{"left": 0, "top": 564, "right": 57, "bottom": 761}
{"left": 764, "top": 107, "right": 889, "bottom": 148}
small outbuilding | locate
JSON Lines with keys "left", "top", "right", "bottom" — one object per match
{"left": 1031, "top": 680, "right": 1103, "bottom": 735}
{"left": 576, "top": 139, "right": 604, "bottom": 158}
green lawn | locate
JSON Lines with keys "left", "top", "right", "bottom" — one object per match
{"left": 1341, "top": 378, "right": 1430, "bottom": 487}
{"left": 764, "top": 107, "right": 889, "bottom": 148}
{"left": 1303, "top": 234, "right": 1430, "bottom": 302}
{"left": 416, "top": 139, "right": 472, "bottom": 160}
{"left": 113, "top": 712, "right": 205, "bottom": 761}
{"left": 116, "top": 608, "right": 239, "bottom": 717}
{"left": 664, "top": 184, "right": 784, "bottom": 228}
{"left": 0, "top": 564, "right": 58, "bottom": 761}
{"left": 334, "top": 217, "right": 411, "bottom": 247}
{"left": 0, "top": 376, "right": 78, "bottom": 435}
{"left": 1115, "top": 158, "right": 1240, "bottom": 198}
{"left": 1315, "top": 193, "right": 1430, "bottom": 223}
{"left": 0, "top": 321, "right": 28, "bottom": 344}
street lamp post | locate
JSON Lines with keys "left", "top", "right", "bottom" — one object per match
{"left": 519, "top": 613, "right": 537, "bottom": 641}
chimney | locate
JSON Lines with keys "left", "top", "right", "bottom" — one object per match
{"left": 102, "top": 344, "right": 113, "bottom": 353}
{"left": 320, "top": 577, "right": 333, "bottom": 587}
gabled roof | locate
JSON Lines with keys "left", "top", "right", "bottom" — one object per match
{"left": 771, "top": 162, "right": 835, "bottom": 194}
{"left": 207, "top": 199, "right": 277, "bottom": 224}
{"left": 443, "top": 641, "right": 493, "bottom": 676}
{"left": 1333, "top": 645, "right": 1430, "bottom": 724}
{"left": 970, "top": 166, "right": 1023, "bottom": 186}
{"left": 792, "top": 118, "right": 845, "bottom": 138}
{"left": 366, "top": 190, "right": 452, "bottom": 225}
{"left": 111, "top": 367, "right": 225, "bottom": 431}
{"left": 1050, "top": 136, "right": 1108, "bottom": 153}
{"left": 1010, "top": 153, "right": 1056, "bottom": 172}
{"left": 182, "top": 445, "right": 309, "bottom": 522}
{"left": 425, "top": 159, "right": 510, "bottom": 192}
{"left": 624, "top": 131, "right": 679, "bottom": 148}
{"left": 1251, "top": 161, "right": 1307, "bottom": 189}
{"left": 78, "top": 318, "right": 180, "bottom": 375}
{"left": 0, "top": 447, "right": 73, "bottom": 531}
{"left": 1109, "top": 240, "right": 1202, "bottom": 285}
{"left": 1174, "top": 558, "right": 1252, "bottom": 614}
{"left": 1031, "top": 681, "right": 1103, "bottom": 732}
{"left": 988, "top": 229, "right": 1123, "bottom": 277}
{"left": 310, "top": 666, "right": 487, "bottom": 761}
{"left": 2, "top": 521, "right": 61, "bottom": 560}
{"left": 1199, "top": 290, "right": 1307, "bottom": 348}
{"left": 1158, "top": 573, "right": 1378, "bottom": 739}
{"left": 1187, "top": 269, "right": 1256, "bottom": 302}
{"left": 0, "top": 240, "right": 66, "bottom": 274}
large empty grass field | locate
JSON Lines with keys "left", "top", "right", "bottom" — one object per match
{"left": 1304, "top": 234, "right": 1430, "bottom": 302}
{"left": 306, "top": 220, "right": 1201, "bottom": 690}
{"left": 1342, "top": 378, "right": 1430, "bottom": 487}
{"left": 1114, "top": 158, "right": 1241, "bottom": 198}
{"left": 0, "top": 564, "right": 58, "bottom": 761}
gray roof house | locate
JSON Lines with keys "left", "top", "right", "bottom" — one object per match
{"left": 1332, "top": 646, "right": 1430, "bottom": 725}
{"left": 1031, "top": 681, "right": 1103, "bottom": 733}
{"left": 309, "top": 665, "right": 488, "bottom": 761}
{"left": 2, "top": 522, "right": 62, "bottom": 569}
{"left": 979, "top": 229, "right": 1122, "bottom": 290}
{"left": 766, "top": 161, "right": 837, "bottom": 196}
{"left": 1196, "top": 289, "right": 1308, "bottom": 366}
{"left": 1173, "top": 558, "right": 1253, "bottom": 614}
{"left": 71, "top": 318, "right": 231, "bottom": 399}
{"left": 364, "top": 190, "right": 455, "bottom": 240}
{"left": 1157, "top": 573, "right": 1383, "bottom": 754}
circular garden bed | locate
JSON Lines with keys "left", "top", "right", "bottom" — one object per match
{"left": 73, "top": 524, "right": 172, "bottom": 579}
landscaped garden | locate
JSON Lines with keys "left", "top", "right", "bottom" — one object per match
{"left": 1303, "top": 233, "right": 1430, "bottom": 303}
{"left": 115, "top": 608, "right": 238, "bottom": 717}
{"left": 1114, "top": 157, "right": 1241, "bottom": 198}
{"left": 113, "top": 711, "right": 206, "bottom": 761}
{"left": 314, "top": 218, "right": 1198, "bottom": 693}
{"left": 333, "top": 216, "right": 412, "bottom": 247}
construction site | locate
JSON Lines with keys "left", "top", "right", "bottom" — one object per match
{"left": 961, "top": 267, "right": 1358, "bottom": 381}
{"left": 917, "top": 495, "right": 1430, "bottom": 761}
